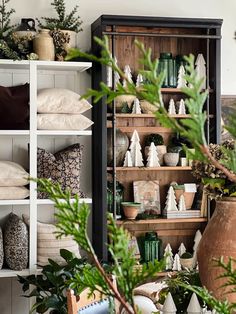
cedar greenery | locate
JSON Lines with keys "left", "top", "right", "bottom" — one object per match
{"left": 35, "top": 178, "right": 165, "bottom": 314}
{"left": 0, "top": 0, "right": 15, "bottom": 38}
{"left": 37, "top": 0, "right": 82, "bottom": 33}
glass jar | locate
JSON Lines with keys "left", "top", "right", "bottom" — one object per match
{"left": 107, "top": 181, "right": 124, "bottom": 217}
{"left": 144, "top": 232, "right": 161, "bottom": 262}
{"left": 158, "top": 52, "right": 172, "bottom": 87}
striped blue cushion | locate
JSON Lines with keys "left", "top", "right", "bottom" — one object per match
{"left": 78, "top": 299, "right": 109, "bottom": 314}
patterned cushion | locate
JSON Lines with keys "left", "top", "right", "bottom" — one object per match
{"left": 4, "top": 213, "right": 28, "bottom": 270}
{"left": 79, "top": 299, "right": 109, "bottom": 314}
{"left": 37, "top": 143, "right": 84, "bottom": 198}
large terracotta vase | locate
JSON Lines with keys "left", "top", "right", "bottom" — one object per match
{"left": 198, "top": 197, "right": 236, "bottom": 302}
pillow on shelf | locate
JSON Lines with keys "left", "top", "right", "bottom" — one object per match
{"left": 37, "top": 143, "right": 84, "bottom": 199}
{"left": 23, "top": 216, "right": 81, "bottom": 266}
{"left": 37, "top": 114, "right": 93, "bottom": 130}
{"left": 0, "top": 83, "right": 29, "bottom": 130}
{"left": 4, "top": 213, "right": 28, "bottom": 270}
{"left": 37, "top": 88, "right": 92, "bottom": 114}
{"left": 0, "top": 161, "right": 29, "bottom": 186}
{"left": 0, "top": 187, "right": 29, "bottom": 199}
{"left": 0, "top": 227, "right": 3, "bottom": 270}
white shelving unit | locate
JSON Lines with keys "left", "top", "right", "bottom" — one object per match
{"left": 0, "top": 59, "right": 92, "bottom": 313}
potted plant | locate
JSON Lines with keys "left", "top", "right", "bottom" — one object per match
{"left": 144, "top": 133, "right": 166, "bottom": 165}
{"left": 37, "top": 0, "right": 83, "bottom": 49}
{"left": 179, "top": 252, "right": 194, "bottom": 270}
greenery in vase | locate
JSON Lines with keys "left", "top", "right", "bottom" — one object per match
{"left": 35, "top": 178, "right": 165, "bottom": 314}
{"left": 37, "top": 0, "right": 83, "bottom": 33}
{"left": 144, "top": 133, "right": 164, "bottom": 146}
{"left": 66, "top": 36, "right": 236, "bottom": 198}
{"left": 0, "top": 0, "right": 15, "bottom": 39}
{"left": 18, "top": 249, "right": 88, "bottom": 314}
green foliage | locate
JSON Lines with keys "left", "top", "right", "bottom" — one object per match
{"left": 37, "top": 0, "right": 82, "bottom": 32}
{"left": 180, "top": 252, "right": 193, "bottom": 259}
{"left": 18, "top": 249, "right": 87, "bottom": 314}
{"left": 35, "top": 178, "right": 165, "bottom": 314}
{"left": 0, "top": 0, "right": 15, "bottom": 39}
{"left": 121, "top": 101, "right": 132, "bottom": 113}
{"left": 0, "top": 39, "right": 20, "bottom": 59}
{"left": 144, "top": 133, "right": 164, "bottom": 146}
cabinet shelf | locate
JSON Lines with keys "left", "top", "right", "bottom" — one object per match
{"left": 161, "top": 87, "right": 213, "bottom": 93}
{"left": 0, "top": 200, "right": 30, "bottom": 206}
{"left": 107, "top": 126, "right": 172, "bottom": 133}
{"left": 107, "top": 166, "right": 192, "bottom": 171}
{"left": 0, "top": 130, "right": 30, "bottom": 135}
{"left": 116, "top": 217, "right": 207, "bottom": 225}
{"left": 0, "top": 268, "right": 42, "bottom": 278}
{"left": 37, "top": 130, "right": 92, "bottom": 136}
{"left": 37, "top": 198, "right": 92, "bottom": 205}
{"left": 107, "top": 113, "right": 214, "bottom": 119}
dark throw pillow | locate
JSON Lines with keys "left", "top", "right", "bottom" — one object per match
{"left": 37, "top": 143, "right": 84, "bottom": 199}
{"left": 4, "top": 213, "right": 28, "bottom": 270}
{"left": 0, "top": 83, "right": 29, "bottom": 129}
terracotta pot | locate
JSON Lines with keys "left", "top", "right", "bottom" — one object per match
{"left": 174, "top": 189, "right": 195, "bottom": 209}
{"left": 107, "top": 129, "right": 129, "bottom": 167}
{"left": 122, "top": 202, "right": 140, "bottom": 219}
{"left": 198, "top": 197, "right": 236, "bottom": 302}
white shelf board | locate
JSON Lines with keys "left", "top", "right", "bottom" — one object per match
{"left": 37, "top": 130, "right": 92, "bottom": 136}
{"left": 34, "top": 60, "right": 92, "bottom": 72}
{"left": 0, "top": 199, "right": 30, "bottom": 206}
{"left": 37, "top": 198, "right": 92, "bottom": 205}
{"left": 0, "top": 130, "right": 30, "bottom": 136}
{"left": 0, "top": 59, "right": 30, "bottom": 69}
{"left": 0, "top": 268, "right": 42, "bottom": 278}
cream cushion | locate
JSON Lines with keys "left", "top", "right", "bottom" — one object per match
{"left": 0, "top": 161, "right": 29, "bottom": 186}
{"left": 37, "top": 114, "right": 93, "bottom": 130}
{"left": 37, "top": 88, "right": 92, "bottom": 114}
{"left": 0, "top": 187, "right": 29, "bottom": 199}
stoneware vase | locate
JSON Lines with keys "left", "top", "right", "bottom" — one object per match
{"left": 107, "top": 128, "right": 129, "bottom": 166}
{"left": 198, "top": 197, "right": 236, "bottom": 302}
{"left": 33, "top": 29, "right": 55, "bottom": 61}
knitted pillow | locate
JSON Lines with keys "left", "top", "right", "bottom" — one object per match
{"left": 4, "top": 213, "right": 28, "bottom": 270}
{"left": 0, "top": 83, "right": 29, "bottom": 129}
{"left": 37, "top": 143, "right": 84, "bottom": 199}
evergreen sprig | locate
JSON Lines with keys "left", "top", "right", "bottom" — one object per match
{"left": 0, "top": 0, "right": 15, "bottom": 38}
{"left": 37, "top": 0, "right": 82, "bottom": 33}
{"left": 35, "top": 178, "right": 165, "bottom": 314}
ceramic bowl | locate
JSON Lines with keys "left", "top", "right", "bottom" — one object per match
{"left": 164, "top": 152, "right": 179, "bottom": 166}
{"left": 121, "top": 202, "right": 141, "bottom": 219}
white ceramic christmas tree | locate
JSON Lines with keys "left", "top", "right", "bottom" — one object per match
{"left": 172, "top": 253, "right": 181, "bottom": 271}
{"left": 136, "top": 73, "right": 143, "bottom": 87}
{"left": 178, "top": 99, "right": 186, "bottom": 115}
{"left": 132, "top": 98, "right": 142, "bottom": 114}
{"left": 165, "top": 186, "right": 178, "bottom": 211}
{"left": 168, "top": 98, "right": 176, "bottom": 114}
{"left": 193, "top": 230, "right": 202, "bottom": 267}
{"left": 178, "top": 243, "right": 186, "bottom": 256}
{"left": 178, "top": 194, "right": 186, "bottom": 211}
{"left": 177, "top": 65, "right": 187, "bottom": 88}
{"left": 123, "top": 64, "right": 133, "bottom": 88}
{"left": 146, "top": 142, "right": 160, "bottom": 167}
{"left": 123, "top": 150, "right": 133, "bottom": 167}
{"left": 195, "top": 53, "right": 206, "bottom": 90}
{"left": 129, "top": 130, "right": 144, "bottom": 167}
{"left": 114, "top": 58, "right": 120, "bottom": 90}
{"left": 164, "top": 243, "right": 174, "bottom": 270}
{"left": 187, "top": 293, "right": 202, "bottom": 314}
{"left": 162, "top": 292, "right": 177, "bottom": 314}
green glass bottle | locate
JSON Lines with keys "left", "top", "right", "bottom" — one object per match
{"left": 144, "top": 232, "right": 160, "bottom": 262}
{"left": 107, "top": 181, "right": 124, "bottom": 217}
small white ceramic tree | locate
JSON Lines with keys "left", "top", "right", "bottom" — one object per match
{"left": 146, "top": 142, "right": 160, "bottom": 167}
{"left": 114, "top": 58, "right": 120, "bottom": 89}
{"left": 165, "top": 186, "right": 178, "bottom": 211}
{"left": 123, "top": 150, "right": 133, "bottom": 167}
{"left": 193, "top": 230, "right": 202, "bottom": 267}
{"left": 195, "top": 53, "right": 206, "bottom": 90}
{"left": 132, "top": 98, "right": 142, "bottom": 114}
{"left": 129, "top": 130, "right": 144, "bottom": 167}
{"left": 178, "top": 242, "right": 186, "bottom": 256}
{"left": 187, "top": 293, "right": 202, "bottom": 314}
{"left": 136, "top": 73, "right": 143, "bottom": 87}
{"left": 162, "top": 292, "right": 177, "bottom": 314}
{"left": 164, "top": 243, "right": 174, "bottom": 270}
{"left": 168, "top": 98, "right": 176, "bottom": 114}
{"left": 178, "top": 194, "right": 186, "bottom": 211}
{"left": 177, "top": 65, "right": 187, "bottom": 88}
{"left": 123, "top": 64, "right": 133, "bottom": 88}
{"left": 178, "top": 99, "right": 186, "bottom": 115}
{"left": 172, "top": 253, "right": 181, "bottom": 271}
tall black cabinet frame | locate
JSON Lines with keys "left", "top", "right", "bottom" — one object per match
{"left": 91, "top": 15, "right": 222, "bottom": 260}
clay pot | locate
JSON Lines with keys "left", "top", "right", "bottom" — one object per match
{"left": 33, "top": 29, "right": 55, "bottom": 60}
{"left": 163, "top": 152, "right": 179, "bottom": 166}
{"left": 140, "top": 100, "right": 158, "bottom": 113}
{"left": 174, "top": 189, "right": 195, "bottom": 209}
{"left": 198, "top": 197, "right": 236, "bottom": 302}
{"left": 60, "top": 30, "right": 77, "bottom": 50}
{"left": 107, "top": 129, "right": 129, "bottom": 166}
{"left": 122, "top": 202, "right": 140, "bottom": 219}
{"left": 180, "top": 257, "right": 194, "bottom": 270}
{"left": 109, "top": 95, "right": 136, "bottom": 113}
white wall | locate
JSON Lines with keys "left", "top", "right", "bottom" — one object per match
{"left": 9, "top": 0, "right": 236, "bottom": 95}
